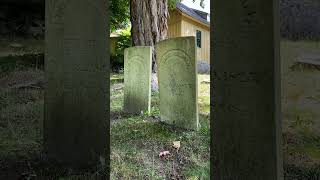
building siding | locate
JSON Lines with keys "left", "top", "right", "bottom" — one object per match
{"left": 168, "top": 10, "right": 210, "bottom": 63}
{"left": 168, "top": 11, "right": 182, "bottom": 38}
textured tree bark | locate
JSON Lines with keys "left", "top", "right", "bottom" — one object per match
{"left": 130, "top": 0, "right": 168, "bottom": 73}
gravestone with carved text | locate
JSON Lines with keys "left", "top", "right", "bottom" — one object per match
{"left": 212, "top": 0, "right": 282, "bottom": 179}
{"left": 44, "top": 0, "right": 108, "bottom": 168}
{"left": 124, "top": 46, "right": 152, "bottom": 114}
{"left": 156, "top": 37, "right": 199, "bottom": 130}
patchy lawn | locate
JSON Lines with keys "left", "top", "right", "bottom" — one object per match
{"left": 110, "top": 73, "right": 210, "bottom": 179}
{"left": 0, "top": 68, "right": 210, "bottom": 179}
{"left": 1, "top": 39, "right": 320, "bottom": 179}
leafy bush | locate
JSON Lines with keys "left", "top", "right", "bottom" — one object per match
{"left": 111, "top": 28, "right": 132, "bottom": 72}
{"left": 110, "top": 0, "right": 130, "bottom": 31}
{"left": 115, "top": 28, "right": 131, "bottom": 58}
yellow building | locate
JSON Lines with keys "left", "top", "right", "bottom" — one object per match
{"left": 168, "top": 2, "right": 210, "bottom": 63}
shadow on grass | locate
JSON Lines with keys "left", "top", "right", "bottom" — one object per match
{"left": 0, "top": 156, "right": 108, "bottom": 179}
{"left": 284, "top": 165, "right": 320, "bottom": 179}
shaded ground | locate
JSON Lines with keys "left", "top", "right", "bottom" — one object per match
{"left": 0, "top": 36, "right": 43, "bottom": 58}
{"left": 0, "top": 67, "right": 210, "bottom": 179}
{"left": 1, "top": 40, "right": 320, "bottom": 179}
{"left": 281, "top": 40, "right": 320, "bottom": 172}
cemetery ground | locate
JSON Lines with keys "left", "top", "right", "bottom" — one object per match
{"left": 0, "top": 62, "right": 210, "bottom": 178}
{"left": 0, "top": 40, "right": 320, "bottom": 178}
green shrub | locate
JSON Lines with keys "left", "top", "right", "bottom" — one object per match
{"left": 111, "top": 28, "right": 131, "bottom": 72}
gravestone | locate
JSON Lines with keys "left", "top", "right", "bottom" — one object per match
{"left": 156, "top": 37, "right": 199, "bottom": 130}
{"left": 124, "top": 46, "right": 152, "bottom": 114}
{"left": 44, "top": 0, "right": 109, "bottom": 168}
{"left": 212, "top": 0, "right": 282, "bottom": 179}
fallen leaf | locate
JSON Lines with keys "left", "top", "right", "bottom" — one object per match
{"left": 172, "top": 141, "right": 180, "bottom": 150}
{"left": 159, "top": 150, "right": 170, "bottom": 157}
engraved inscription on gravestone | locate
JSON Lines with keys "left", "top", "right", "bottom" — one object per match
{"left": 44, "top": 0, "right": 108, "bottom": 167}
{"left": 212, "top": 0, "right": 282, "bottom": 179}
{"left": 239, "top": 0, "right": 259, "bottom": 39}
{"left": 156, "top": 37, "right": 199, "bottom": 130}
{"left": 124, "top": 47, "right": 152, "bottom": 114}
{"left": 47, "top": 0, "right": 67, "bottom": 26}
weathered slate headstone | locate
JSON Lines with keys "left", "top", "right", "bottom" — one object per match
{"left": 44, "top": 0, "right": 109, "bottom": 168}
{"left": 212, "top": 0, "right": 282, "bottom": 179}
{"left": 124, "top": 46, "right": 152, "bottom": 114}
{"left": 156, "top": 37, "right": 199, "bottom": 130}
{"left": 295, "top": 52, "right": 320, "bottom": 66}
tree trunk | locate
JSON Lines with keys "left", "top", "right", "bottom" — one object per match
{"left": 130, "top": 0, "right": 169, "bottom": 73}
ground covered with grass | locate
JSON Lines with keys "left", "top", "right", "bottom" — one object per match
{"left": 281, "top": 40, "right": 320, "bottom": 179}
{"left": 1, "top": 45, "right": 320, "bottom": 178}
{"left": 0, "top": 66, "right": 210, "bottom": 179}
{"left": 110, "top": 73, "right": 210, "bottom": 179}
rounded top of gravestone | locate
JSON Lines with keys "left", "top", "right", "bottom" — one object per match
{"left": 156, "top": 36, "right": 196, "bottom": 46}
{"left": 9, "top": 43, "right": 24, "bottom": 48}
{"left": 124, "top": 46, "right": 152, "bottom": 53}
{"left": 133, "top": 46, "right": 152, "bottom": 47}
{"left": 164, "top": 36, "right": 195, "bottom": 41}
{"left": 156, "top": 36, "right": 196, "bottom": 53}
{"left": 128, "top": 46, "right": 152, "bottom": 48}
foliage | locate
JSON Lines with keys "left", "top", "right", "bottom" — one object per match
{"left": 115, "top": 28, "right": 132, "bottom": 57}
{"left": 168, "top": 0, "right": 180, "bottom": 10}
{"left": 111, "top": 28, "right": 132, "bottom": 72}
{"left": 110, "top": 0, "right": 130, "bottom": 32}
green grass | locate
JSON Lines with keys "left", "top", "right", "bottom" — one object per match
{"left": 198, "top": 74, "right": 210, "bottom": 115}
{"left": 0, "top": 88, "right": 43, "bottom": 159}
{"left": 110, "top": 73, "right": 210, "bottom": 179}
{"left": 3, "top": 50, "right": 320, "bottom": 178}
{"left": 0, "top": 70, "right": 210, "bottom": 179}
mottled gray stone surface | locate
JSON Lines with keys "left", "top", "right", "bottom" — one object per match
{"left": 212, "top": 0, "right": 282, "bottom": 179}
{"left": 44, "top": 0, "right": 108, "bottom": 168}
{"left": 124, "top": 46, "right": 152, "bottom": 114}
{"left": 151, "top": 73, "right": 159, "bottom": 92}
{"left": 156, "top": 36, "right": 199, "bottom": 130}
{"left": 197, "top": 60, "right": 210, "bottom": 74}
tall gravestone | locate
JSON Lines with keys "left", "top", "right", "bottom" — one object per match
{"left": 156, "top": 37, "right": 199, "bottom": 130}
{"left": 212, "top": 0, "right": 282, "bottom": 179}
{"left": 44, "top": 0, "right": 109, "bottom": 168}
{"left": 124, "top": 46, "right": 152, "bottom": 114}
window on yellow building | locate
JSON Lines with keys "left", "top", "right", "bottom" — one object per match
{"left": 196, "top": 30, "right": 201, "bottom": 48}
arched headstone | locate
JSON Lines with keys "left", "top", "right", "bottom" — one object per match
{"left": 124, "top": 46, "right": 152, "bottom": 114}
{"left": 156, "top": 37, "right": 199, "bottom": 130}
